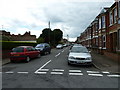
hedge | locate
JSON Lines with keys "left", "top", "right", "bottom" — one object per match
{"left": 1, "top": 41, "right": 37, "bottom": 50}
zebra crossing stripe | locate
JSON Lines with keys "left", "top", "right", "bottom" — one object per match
{"left": 69, "top": 73, "right": 83, "bottom": 76}
{"left": 51, "top": 72, "right": 63, "bottom": 74}
{"left": 35, "top": 72, "right": 47, "bottom": 74}
{"left": 5, "top": 72, "right": 14, "bottom": 74}
{"left": 52, "top": 69, "right": 64, "bottom": 72}
{"left": 39, "top": 69, "right": 49, "bottom": 71}
{"left": 88, "top": 74, "right": 103, "bottom": 77}
{"left": 102, "top": 71, "right": 110, "bottom": 74}
{"left": 69, "top": 70, "right": 81, "bottom": 72}
{"left": 107, "top": 75, "right": 120, "bottom": 78}
{"left": 87, "top": 71, "right": 100, "bottom": 73}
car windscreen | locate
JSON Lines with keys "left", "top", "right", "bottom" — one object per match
{"left": 71, "top": 47, "right": 88, "bottom": 53}
{"left": 12, "top": 47, "right": 24, "bottom": 52}
{"left": 35, "top": 44, "right": 44, "bottom": 48}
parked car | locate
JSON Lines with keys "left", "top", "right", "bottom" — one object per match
{"left": 68, "top": 46, "right": 92, "bottom": 65}
{"left": 10, "top": 46, "right": 41, "bottom": 63}
{"left": 56, "top": 44, "right": 63, "bottom": 49}
{"left": 63, "top": 44, "right": 68, "bottom": 47}
{"left": 35, "top": 43, "right": 51, "bottom": 55}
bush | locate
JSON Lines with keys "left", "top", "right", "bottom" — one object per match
{"left": 0, "top": 35, "right": 11, "bottom": 41}
{"left": 1, "top": 41, "right": 37, "bottom": 50}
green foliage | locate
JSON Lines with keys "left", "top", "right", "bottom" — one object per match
{"left": 53, "top": 29, "right": 63, "bottom": 44}
{"left": 37, "top": 37, "right": 45, "bottom": 44}
{"left": 40, "top": 28, "right": 52, "bottom": 43}
{"left": 0, "top": 35, "right": 11, "bottom": 41}
{"left": 38, "top": 28, "right": 63, "bottom": 46}
{"left": 1, "top": 41, "right": 37, "bottom": 50}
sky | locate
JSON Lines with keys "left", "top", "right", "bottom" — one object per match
{"left": 0, "top": 0, "right": 115, "bottom": 41}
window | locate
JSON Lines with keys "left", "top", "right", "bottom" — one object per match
{"left": 119, "top": 1, "right": 120, "bottom": 18}
{"left": 118, "top": 29, "right": 120, "bottom": 50}
{"left": 114, "top": 8, "right": 117, "bottom": 23}
{"left": 96, "top": 38, "right": 98, "bottom": 46}
{"left": 102, "top": 15, "right": 105, "bottom": 28}
{"left": 109, "top": 11, "right": 113, "bottom": 25}
{"left": 12, "top": 47, "right": 24, "bottom": 52}
{"left": 99, "top": 17, "right": 101, "bottom": 29}
{"left": 103, "top": 35, "right": 106, "bottom": 48}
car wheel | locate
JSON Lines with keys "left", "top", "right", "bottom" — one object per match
{"left": 38, "top": 54, "right": 41, "bottom": 58}
{"left": 68, "top": 62, "right": 71, "bottom": 65}
{"left": 26, "top": 56, "right": 30, "bottom": 62}
{"left": 49, "top": 51, "right": 51, "bottom": 54}
{"left": 44, "top": 52, "right": 47, "bottom": 55}
{"left": 10, "top": 60, "right": 14, "bottom": 63}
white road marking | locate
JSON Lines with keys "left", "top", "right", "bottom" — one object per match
{"left": 69, "top": 70, "right": 81, "bottom": 72}
{"left": 35, "top": 72, "right": 47, "bottom": 74}
{"left": 88, "top": 74, "right": 103, "bottom": 77}
{"left": 55, "top": 53, "right": 60, "bottom": 57}
{"left": 107, "top": 75, "right": 120, "bottom": 78}
{"left": 17, "top": 72, "right": 29, "bottom": 74}
{"left": 5, "top": 72, "right": 14, "bottom": 74}
{"left": 87, "top": 71, "right": 100, "bottom": 73}
{"left": 34, "top": 60, "right": 51, "bottom": 73}
{"left": 52, "top": 69, "right": 64, "bottom": 72}
{"left": 62, "top": 50, "right": 64, "bottom": 52}
{"left": 102, "top": 71, "right": 110, "bottom": 74}
{"left": 39, "top": 69, "right": 49, "bottom": 71}
{"left": 69, "top": 73, "right": 83, "bottom": 76}
{"left": 51, "top": 72, "right": 63, "bottom": 75}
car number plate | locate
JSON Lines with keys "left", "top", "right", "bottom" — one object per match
{"left": 77, "top": 61, "right": 84, "bottom": 63}
{"left": 14, "top": 54, "right": 20, "bottom": 56}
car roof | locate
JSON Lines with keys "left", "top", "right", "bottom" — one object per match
{"left": 16, "top": 46, "right": 33, "bottom": 48}
{"left": 37, "top": 43, "right": 49, "bottom": 45}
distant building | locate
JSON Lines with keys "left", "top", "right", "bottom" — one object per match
{"left": 0, "top": 30, "right": 36, "bottom": 42}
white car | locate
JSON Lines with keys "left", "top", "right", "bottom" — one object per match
{"left": 68, "top": 46, "right": 92, "bottom": 65}
{"left": 56, "top": 44, "right": 63, "bottom": 49}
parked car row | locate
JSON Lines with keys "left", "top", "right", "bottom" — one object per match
{"left": 10, "top": 43, "right": 51, "bottom": 63}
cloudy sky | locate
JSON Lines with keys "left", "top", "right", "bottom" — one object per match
{"left": 0, "top": 0, "right": 115, "bottom": 41}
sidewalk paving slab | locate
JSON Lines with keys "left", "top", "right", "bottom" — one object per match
{"left": 91, "top": 51, "right": 120, "bottom": 74}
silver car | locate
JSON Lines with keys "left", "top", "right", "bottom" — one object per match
{"left": 56, "top": 44, "right": 63, "bottom": 49}
{"left": 68, "top": 46, "right": 92, "bottom": 65}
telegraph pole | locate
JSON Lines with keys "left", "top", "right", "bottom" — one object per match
{"left": 67, "top": 34, "right": 69, "bottom": 45}
{"left": 1, "top": 25, "right": 4, "bottom": 30}
{"left": 48, "top": 21, "right": 51, "bottom": 44}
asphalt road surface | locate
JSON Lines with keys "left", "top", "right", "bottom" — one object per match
{"left": 1, "top": 47, "right": 119, "bottom": 89}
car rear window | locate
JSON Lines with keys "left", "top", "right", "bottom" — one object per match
{"left": 12, "top": 47, "right": 24, "bottom": 52}
{"left": 35, "top": 44, "right": 44, "bottom": 48}
{"left": 71, "top": 47, "right": 88, "bottom": 53}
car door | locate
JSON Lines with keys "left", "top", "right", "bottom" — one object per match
{"left": 26, "top": 47, "right": 34, "bottom": 58}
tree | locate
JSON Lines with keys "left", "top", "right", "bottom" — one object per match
{"left": 38, "top": 28, "right": 63, "bottom": 46}
{"left": 53, "top": 29, "right": 63, "bottom": 44}
{"left": 40, "top": 28, "right": 52, "bottom": 43}
{"left": 37, "top": 37, "right": 45, "bottom": 44}
{"left": 1, "top": 35, "right": 11, "bottom": 41}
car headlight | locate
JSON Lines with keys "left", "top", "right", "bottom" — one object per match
{"left": 86, "top": 57, "right": 91, "bottom": 60}
{"left": 69, "top": 56, "right": 75, "bottom": 59}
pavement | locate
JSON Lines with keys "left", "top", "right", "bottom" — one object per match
{"left": 0, "top": 51, "right": 120, "bottom": 74}
{"left": 91, "top": 51, "right": 120, "bottom": 74}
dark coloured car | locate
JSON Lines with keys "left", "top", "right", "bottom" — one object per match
{"left": 10, "top": 46, "right": 41, "bottom": 63}
{"left": 35, "top": 43, "right": 51, "bottom": 55}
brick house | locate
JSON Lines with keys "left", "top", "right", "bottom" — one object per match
{"left": 0, "top": 30, "right": 36, "bottom": 42}
{"left": 77, "top": 1, "right": 120, "bottom": 61}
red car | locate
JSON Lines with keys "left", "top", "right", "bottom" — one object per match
{"left": 10, "top": 46, "right": 41, "bottom": 62}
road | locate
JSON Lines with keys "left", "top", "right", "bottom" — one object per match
{"left": 1, "top": 47, "right": 119, "bottom": 89}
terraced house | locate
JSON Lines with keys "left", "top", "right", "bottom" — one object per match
{"left": 77, "top": 1, "right": 120, "bottom": 61}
